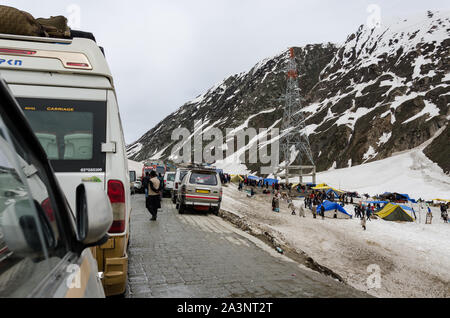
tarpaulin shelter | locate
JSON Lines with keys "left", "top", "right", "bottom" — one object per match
{"left": 247, "top": 175, "right": 262, "bottom": 181}
{"left": 375, "top": 203, "right": 414, "bottom": 222}
{"left": 316, "top": 200, "right": 352, "bottom": 219}
{"left": 263, "top": 178, "right": 278, "bottom": 186}
{"left": 378, "top": 192, "right": 416, "bottom": 203}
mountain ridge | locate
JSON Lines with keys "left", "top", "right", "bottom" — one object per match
{"left": 127, "top": 10, "right": 450, "bottom": 175}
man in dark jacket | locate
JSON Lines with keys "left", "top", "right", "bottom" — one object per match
{"left": 147, "top": 170, "right": 161, "bottom": 221}
{"left": 142, "top": 172, "right": 150, "bottom": 198}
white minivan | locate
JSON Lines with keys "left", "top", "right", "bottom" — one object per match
{"left": 163, "top": 171, "right": 175, "bottom": 197}
{"left": 0, "top": 33, "right": 131, "bottom": 296}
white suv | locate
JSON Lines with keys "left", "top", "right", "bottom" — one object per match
{"left": 172, "top": 168, "right": 189, "bottom": 204}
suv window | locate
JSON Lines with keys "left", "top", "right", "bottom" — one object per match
{"left": 0, "top": 106, "right": 66, "bottom": 297}
{"left": 17, "top": 98, "right": 107, "bottom": 173}
{"left": 179, "top": 170, "right": 188, "bottom": 181}
{"left": 167, "top": 173, "right": 175, "bottom": 182}
{"left": 189, "top": 172, "right": 217, "bottom": 186}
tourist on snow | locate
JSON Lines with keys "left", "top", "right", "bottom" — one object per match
{"left": 320, "top": 204, "right": 325, "bottom": 220}
{"left": 288, "top": 197, "right": 296, "bottom": 215}
{"left": 361, "top": 215, "right": 367, "bottom": 230}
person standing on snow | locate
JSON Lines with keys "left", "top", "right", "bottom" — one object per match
{"left": 361, "top": 214, "right": 367, "bottom": 230}
{"left": 288, "top": 197, "right": 296, "bottom": 215}
{"left": 320, "top": 204, "right": 325, "bottom": 220}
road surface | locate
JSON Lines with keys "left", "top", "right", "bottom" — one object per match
{"left": 127, "top": 194, "right": 368, "bottom": 298}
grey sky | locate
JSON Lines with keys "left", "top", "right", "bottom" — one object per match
{"left": 3, "top": 0, "right": 449, "bottom": 144}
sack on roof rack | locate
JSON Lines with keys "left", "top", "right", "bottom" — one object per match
{"left": 0, "top": 5, "right": 46, "bottom": 37}
{"left": 0, "top": 5, "right": 72, "bottom": 39}
{"left": 36, "top": 15, "right": 71, "bottom": 38}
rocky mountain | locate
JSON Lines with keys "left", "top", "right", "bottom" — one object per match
{"left": 128, "top": 10, "right": 450, "bottom": 175}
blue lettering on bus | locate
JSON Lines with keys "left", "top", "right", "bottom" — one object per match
{"left": 0, "top": 59, "right": 23, "bottom": 66}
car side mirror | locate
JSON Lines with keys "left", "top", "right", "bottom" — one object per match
{"left": 75, "top": 183, "right": 113, "bottom": 246}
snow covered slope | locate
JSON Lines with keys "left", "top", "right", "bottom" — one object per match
{"left": 317, "top": 147, "right": 450, "bottom": 200}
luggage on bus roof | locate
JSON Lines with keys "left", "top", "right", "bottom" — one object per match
{"left": 0, "top": 5, "right": 97, "bottom": 42}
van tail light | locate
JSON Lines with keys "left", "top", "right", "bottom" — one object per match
{"left": 107, "top": 180, "right": 125, "bottom": 233}
{"left": 175, "top": 182, "right": 179, "bottom": 189}
{"left": 0, "top": 48, "right": 36, "bottom": 55}
{"left": 65, "top": 62, "right": 90, "bottom": 68}
{"left": 41, "top": 198, "right": 55, "bottom": 222}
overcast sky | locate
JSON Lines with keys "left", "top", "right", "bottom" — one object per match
{"left": 4, "top": 0, "right": 449, "bottom": 144}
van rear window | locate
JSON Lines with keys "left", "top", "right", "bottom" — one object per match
{"left": 189, "top": 172, "right": 217, "bottom": 186}
{"left": 17, "top": 98, "right": 106, "bottom": 173}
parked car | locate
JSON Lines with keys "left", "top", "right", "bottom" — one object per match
{"left": 172, "top": 168, "right": 190, "bottom": 204}
{"left": 133, "top": 179, "right": 142, "bottom": 193}
{"left": 0, "top": 78, "right": 112, "bottom": 297}
{"left": 163, "top": 172, "right": 175, "bottom": 197}
{"left": 129, "top": 170, "right": 136, "bottom": 195}
{"left": 176, "top": 167, "right": 222, "bottom": 215}
{"left": 0, "top": 32, "right": 130, "bottom": 296}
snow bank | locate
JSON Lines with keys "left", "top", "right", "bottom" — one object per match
{"left": 221, "top": 185, "right": 450, "bottom": 298}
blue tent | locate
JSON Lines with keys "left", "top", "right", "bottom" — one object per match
{"left": 398, "top": 193, "right": 417, "bottom": 203}
{"left": 263, "top": 178, "right": 278, "bottom": 186}
{"left": 247, "top": 175, "right": 262, "bottom": 181}
{"left": 326, "top": 189, "right": 340, "bottom": 199}
{"left": 316, "top": 200, "right": 352, "bottom": 219}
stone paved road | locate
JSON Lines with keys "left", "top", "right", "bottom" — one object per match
{"left": 127, "top": 194, "right": 369, "bottom": 298}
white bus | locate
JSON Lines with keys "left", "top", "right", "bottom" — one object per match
{"left": 0, "top": 33, "right": 130, "bottom": 296}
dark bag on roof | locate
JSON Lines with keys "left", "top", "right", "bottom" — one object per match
{"left": 0, "top": 5, "right": 45, "bottom": 37}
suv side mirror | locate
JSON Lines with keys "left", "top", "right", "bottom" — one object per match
{"left": 75, "top": 183, "right": 113, "bottom": 246}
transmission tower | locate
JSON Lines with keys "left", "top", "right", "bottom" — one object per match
{"left": 279, "top": 48, "right": 316, "bottom": 185}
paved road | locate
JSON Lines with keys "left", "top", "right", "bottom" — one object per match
{"left": 127, "top": 194, "right": 368, "bottom": 298}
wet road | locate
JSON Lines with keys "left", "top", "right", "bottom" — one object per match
{"left": 127, "top": 194, "right": 368, "bottom": 298}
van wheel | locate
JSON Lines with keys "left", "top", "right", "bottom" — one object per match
{"left": 211, "top": 207, "right": 219, "bottom": 216}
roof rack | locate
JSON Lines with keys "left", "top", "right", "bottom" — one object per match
{"left": 0, "top": 33, "right": 72, "bottom": 44}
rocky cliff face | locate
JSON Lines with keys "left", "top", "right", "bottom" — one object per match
{"left": 128, "top": 10, "right": 450, "bottom": 175}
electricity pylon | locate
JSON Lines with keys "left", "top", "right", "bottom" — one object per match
{"left": 279, "top": 48, "right": 315, "bottom": 185}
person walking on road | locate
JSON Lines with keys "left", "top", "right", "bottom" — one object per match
{"left": 146, "top": 170, "right": 161, "bottom": 221}
{"left": 142, "top": 172, "right": 150, "bottom": 198}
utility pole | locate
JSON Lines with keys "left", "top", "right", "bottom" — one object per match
{"left": 280, "top": 48, "right": 315, "bottom": 186}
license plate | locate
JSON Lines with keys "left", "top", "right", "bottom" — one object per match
{"left": 196, "top": 189, "right": 210, "bottom": 194}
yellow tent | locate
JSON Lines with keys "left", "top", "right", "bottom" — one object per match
{"left": 230, "top": 174, "right": 244, "bottom": 183}
{"left": 433, "top": 199, "right": 450, "bottom": 203}
{"left": 376, "top": 203, "right": 414, "bottom": 222}
{"left": 312, "top": 184, "right": 345, "bottom": 193}
{"left": 312, "top": 183, "right": 328, "bottom": 189}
